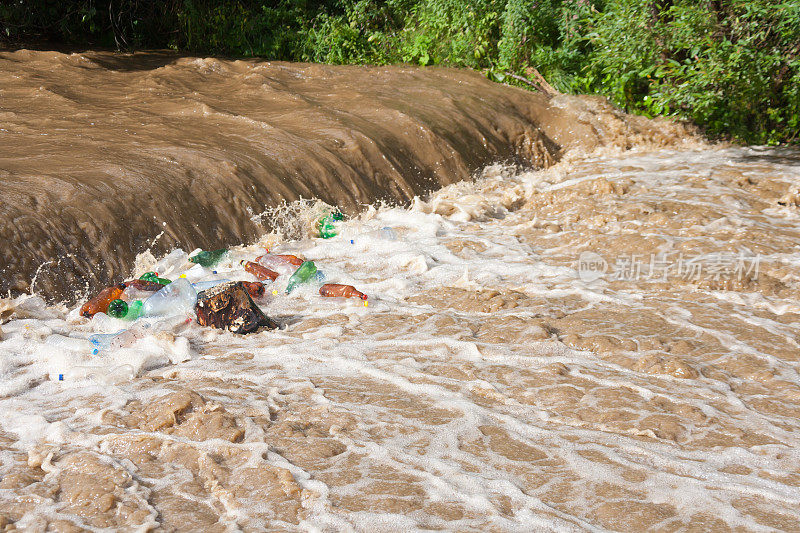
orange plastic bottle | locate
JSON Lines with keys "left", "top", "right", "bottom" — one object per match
{"left": 241, "top": 281, "right": 265, "bottom": 299}
{"left": 241, "top": 260, "right": 279, "bottom": 281}
{"left": 80, "top": 283, "right": 127, "bottom": 318}
{"left": 319, "top": 283, "right": 367, "bottom": 300}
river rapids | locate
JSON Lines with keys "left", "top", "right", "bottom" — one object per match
{"left": 0, "top": 50, "right": 799, "bottom": 532}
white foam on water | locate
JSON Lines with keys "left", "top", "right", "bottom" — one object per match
{"left": 1, "top": 146, "right": 800, "bottom": 530}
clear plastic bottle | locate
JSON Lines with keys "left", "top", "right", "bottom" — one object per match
{"left": 350, "top": 226, "right": 398, "bottom": 245}
{"left": 121, "top": 285, "right": 156, "bottom": 303}
{"left": 256, "top": 254, "right": 303, "bottom": 275}
{"left": 143, "top": 278, "right": 197, "bottom": 317}
{"left": 372, "top": 227, "right": 398, "bottom": 241}
{"left": 88, "top": 330, "right": 126, "bottom": 353}
{"left": 125, "top": 278, "right": 167, "bottom": 291}
{"left": 89, "top": 323, "right": 152, "bottom": 354}
{"left": 44, "top": 334, "right": 94, "bottom": 353}
{"left": 192, "top": 279, "right": 232, "bottom": 293}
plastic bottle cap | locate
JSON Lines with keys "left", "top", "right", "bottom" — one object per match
{"left": 272, "top": 290, "right": 278, "bottom": 295}
{"left": 364, "top": 301, "right": 369, "bottom": 307}
{"left": 212, "top": 271, "right": 217, "bottom": 274}
{"left": 179, "top": 274, "right": 186, "bottom": 278}
{"left": 58, "top": 374, "right": 64, "bottom": 381}
{"left": 92, "top": 349, "right": 98, "bottom": 355}
{"left": 350, "top": 240, "right": 354, "bottom": 244}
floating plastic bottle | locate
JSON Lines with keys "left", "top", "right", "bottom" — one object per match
{"left": 139, "top": 272, "right": 170, "bottom": 285}
{"left": 121, "top": 285, "right": 154, "bottom": 303}
{"left": 107, "top": 299, "right": 144, "bottom": 321}
{"left": 189, "top": 249, "right": 228, "bottom": 268}
{"left": 45, "top": 334, "right": 94, "bottom": 352}
{"left": 241, "top": 260, "right": 278, "bottom": 281}
{"left": 319, "top": 283, "right": 368, "bottom": 300}
{"left": 192, "top": 279, "right": 231, "bottom": 293}
{"left": 143, "top": 278, "right": 197, "bottom": 317}
{"left": 376, "top": 227, "right": 398, "bottom": 240}
{"left": 80, "top": 283, "right": 126, "bottom": 318}
{"left": 107, "top": 299, "right": 127, "bottom": 319}
{"left": 89, "top": 324, "right": 151, "bottom": 354}
{"left": 349, "top": 226, "right": 398, "bottom": 245}
{"left": 317, "top": 212, "right": 344, "bottom": 239}
{"left": 88, "top": 330, "right": 126, "bottom": 353}
{"left": 256, "top": 254, "right": 303, "bottom": 275}
{"left": 126, "top": 278, "right": 167, "bottom": 291}
{"left": 286, "top": 261, "right": 318, "bottom": 294}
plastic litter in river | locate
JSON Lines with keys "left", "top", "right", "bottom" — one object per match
{"left": 317, "top": 211, "right": 344, "bottom": 239}
{"left": 70, "top": 211, "right": 373, "bottom": 341}
{"left": 143, "top": 278, "right": 197, "bottom": 317}
{"left": 189, "top": 249, "right": 228, "bottom": 268}
{"left": 286, "top": 261, "right": 318, "bottom": 294}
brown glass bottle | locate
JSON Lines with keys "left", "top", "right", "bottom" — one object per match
{"left": 80, "top": 283, "right": 126, "bottom": 318}
{"left": 319, "top": 283, "right": 368, "bottom": 300}
{"left": 241, "top": 261, "right": 279, "bottom": 281}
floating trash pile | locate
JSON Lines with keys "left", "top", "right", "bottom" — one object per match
{"left": 43, "top": 208, "right": 381, "bottom": 378}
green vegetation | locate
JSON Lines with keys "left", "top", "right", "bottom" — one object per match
{"left": 2, "top": 1, "right": 798, "bottom": 144}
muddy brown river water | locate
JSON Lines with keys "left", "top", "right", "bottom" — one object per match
{"left": 1, "top": 50, "right": 800, "bottom": 532}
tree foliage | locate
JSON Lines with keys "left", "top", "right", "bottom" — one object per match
{"left": 2, "top": 0, "right": 798, "bottom": 143}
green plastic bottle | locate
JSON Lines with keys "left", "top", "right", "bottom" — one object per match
{"left": 189, "top": 248, "right": 228, "bottom": 267}
{"left": 317, "top": 212, "right": 344, "bottom": 239}
{"left": 107, "top": 299, "right": 144, "bottom": 321}
{"left": 286, "top": 261, "right": 317, "bottom": 294}
{"left": 107, "top": 299, "right": 127, "bottom": 318}
{"left": 140, "top": 272, "right": 172, "bottom": 285}
{"left": 140, "top": 272, "right": 159, "bottom": 282}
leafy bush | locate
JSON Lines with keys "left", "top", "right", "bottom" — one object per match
{"left": 581, "top": 0, "right": 800, "bottom": 144}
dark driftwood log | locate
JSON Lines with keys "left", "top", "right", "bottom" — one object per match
{"left": 195, "top": 281, "right": 276, "bottom": 334}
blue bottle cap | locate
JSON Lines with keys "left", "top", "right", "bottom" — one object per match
{"left": 58, "top": 374, "right": 64, "bottom": 381}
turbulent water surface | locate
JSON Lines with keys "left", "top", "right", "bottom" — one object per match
{"left": 0, "top": 49, "right": 681, "bottom": 300}
{"left": 2, "top": 50, "right": 800, "bottom": 532}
